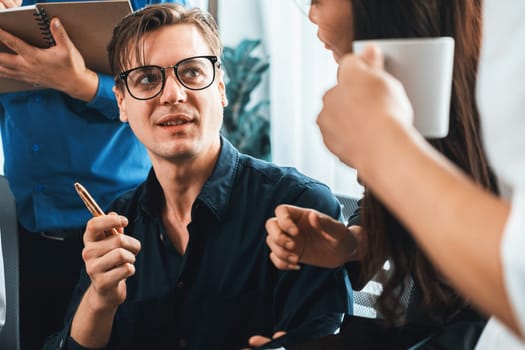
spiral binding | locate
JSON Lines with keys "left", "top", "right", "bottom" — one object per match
{"left": 33, "top": 7, "right": 56, "bottom": 47}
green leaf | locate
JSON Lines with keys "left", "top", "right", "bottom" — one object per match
{"left": 221, "top": 39, "right": 271, "bottom": 160}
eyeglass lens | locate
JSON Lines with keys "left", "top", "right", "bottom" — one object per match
{"left": 125, "top": 56, "right": 215, "bottom": 100}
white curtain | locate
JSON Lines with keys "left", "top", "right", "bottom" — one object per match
{"left": 259, "top": 0, "right": 363, "bottom": 197}
{"left": 189, "top": 0, "right": 208, "bottom": 10}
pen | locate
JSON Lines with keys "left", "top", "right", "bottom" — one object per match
{"left": 74, "top": 182, "right": 120, "bottom": 235}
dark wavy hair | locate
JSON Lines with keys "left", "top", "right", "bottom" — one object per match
{"left": 351, "top": 0, "right": 497, "bottom": 324}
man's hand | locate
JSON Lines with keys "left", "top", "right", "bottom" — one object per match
{"left": 0, "top": 0, "right": 22, "bottom": 10}
{"left": 0, "top": 17, "right": 98, "bottom": 100}
{"left": 243, "top": 331, "right": 287, "bottom": 349}
{"left": 70, "top": 212, "right": 140, "bottom": 348}
{"left": 82, "top": 213, "right": 140, "bottom": 310}
{"left": 266, "top": 204, "right": 365, "bottom": 270}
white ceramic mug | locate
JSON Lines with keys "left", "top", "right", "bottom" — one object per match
{"left": 353, "top": 37, "right": 455, "bottom": 138}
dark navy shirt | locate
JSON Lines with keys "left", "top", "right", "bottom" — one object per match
{"left": 44, "top": 138, "right": 352, "bottom": 350}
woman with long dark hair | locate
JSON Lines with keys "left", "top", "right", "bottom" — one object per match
{"left": 255, "top": 1, "right": 498, "bottom": 348}
{"left": 351, "top": 0, "right": 496, "bottom": 324}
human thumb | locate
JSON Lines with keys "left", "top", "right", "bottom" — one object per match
{"left": 49, "top": 18, "right": 74, "bottom": 49}
{"left": 359, "top": 44, "right": 384, "bottom": 70}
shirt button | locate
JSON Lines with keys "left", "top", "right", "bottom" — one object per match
{"left": 32, "top": 144, "right": 40, "bottom": 152}
{"left": 176, "top": 281, "right": 184, "bottom": 289}
{"left": 178, "top": 338, "right": 188, "bottom": 349}
{"left": 159, "top": 233, "right": 164, "bottom": 241}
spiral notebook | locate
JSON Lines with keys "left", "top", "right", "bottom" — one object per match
{"left": 0, "top": 0, "right": 132, "bottom": 93}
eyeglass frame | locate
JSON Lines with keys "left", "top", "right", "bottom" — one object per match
{"left": 116, "top": 55, "right": 220, "bottom": 101}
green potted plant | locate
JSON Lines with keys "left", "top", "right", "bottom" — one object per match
{"left": 221, "top": 39, "right": 271, "bottom": 160}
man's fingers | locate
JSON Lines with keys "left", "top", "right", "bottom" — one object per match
{"left": 84, "top": 246, "right": 136, "bottom": 277}
{"left": 0, "top": 0, "right": 22, "bottom": 9}
{"left": 247, "top": 332, "right": 287, "bottom": 347}
{"left": 90, "top": 263, "right": 135, "bottom": 293}
{"left": 248, "top": 335, "right": 271, "bottom": 347}
{"left": 84, "top": 215, "right": 128, "bottom": 242}
{"left": 266, "top": 234, "right": 299, "bottom": 262}
{"left": 272, "top": 331, "right": 287, "bottom": 339}
{"left": 269, "top": 252, "right": 300, "bottom": 271}
{"left": 82, "top": 234, "right": 140, "bottom": 263}
{"left": 274, "top": 204, "right": 313, "bottom": 236}
{"left": 309, "top": 211, "right": 347, "bottom": 239}
{"left": 266, "top": 218, "right": 297, "bottom": 250}
{"left": 0, "top": 26, "right": 36, "bottom": 56}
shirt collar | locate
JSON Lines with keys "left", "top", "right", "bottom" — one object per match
{"left": 140, "top": 136, "right": 240, "bottom": 222}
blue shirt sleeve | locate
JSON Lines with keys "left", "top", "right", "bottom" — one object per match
{"left": 85, "top": 73, "right": 120, "bottom": 120}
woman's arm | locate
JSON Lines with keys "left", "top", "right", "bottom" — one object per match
{"left": 317, "top": 47, "right": 520, "bottom": 338}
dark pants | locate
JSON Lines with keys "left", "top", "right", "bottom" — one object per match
{"left": 18, "top": 225, "right": 84, "bottom": 350}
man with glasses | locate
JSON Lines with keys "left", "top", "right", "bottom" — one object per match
{"left": 0, "top": 0, "right": 188, "bottom": 348}
{"left": 43, "top": 4, "right": 351, "bottom": 350}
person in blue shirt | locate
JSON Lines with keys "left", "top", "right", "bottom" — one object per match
{"left": 43, "top": 4, "right": 351, "bottom": 349}
{"left": 0, "top": 0, "right": 188, "bottom": 348}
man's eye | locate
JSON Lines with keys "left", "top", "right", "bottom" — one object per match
{"left": 137, "top": 73, "right": 161, "bottom": 85}
{"left": 180, "top": 67, "right": 202, "bottom": 79}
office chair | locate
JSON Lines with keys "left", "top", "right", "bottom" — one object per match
{"left": 0, "top": 175, "right": 20, "bottom": 350}
{"left": 336, "top": 194, "right": 414, "bottom": 319}
{"left": 336, "top": 194, "right": 380, "bottom": 318}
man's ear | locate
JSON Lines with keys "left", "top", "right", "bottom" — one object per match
{"left": 113, "top": 86, "right": 128, "bottom": 122}
{"left": 217, "top": 72, "right": 228, "bottom": 107}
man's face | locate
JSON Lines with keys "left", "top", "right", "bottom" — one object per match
{"left": 114, "top": 24, "right": 226, "bottom": 164}
{"left": 308, "top": 0, "right": 353, "bottom": 62}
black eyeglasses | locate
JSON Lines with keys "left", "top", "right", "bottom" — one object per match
{"left": 117, "top": 55, "right": 219, "bottom": 100}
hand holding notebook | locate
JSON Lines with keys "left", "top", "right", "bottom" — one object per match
{"left": 0, "top": 0, "right": 132, "bottom": 93}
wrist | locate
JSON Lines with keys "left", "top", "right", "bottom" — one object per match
{"left": 84, "top": 285, "right": 120, "bottom": 315}
{"left": 356, "top": 117, "right": 423, "bottom": 186}
{"left": 65, "top": 68, "right": 99, "bottom": 102}
{"left": 341, "top": 227, "right": 360, "bottom": 265}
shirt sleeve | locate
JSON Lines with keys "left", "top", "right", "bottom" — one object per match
{"left": 84, "top": 73, "right": 120, "bottom": 121}
{"left": 501, "top": 189, "right": 525, "bottom": 336}
{"left": 42, "top": 270, "right": 94, "bottom": 350}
